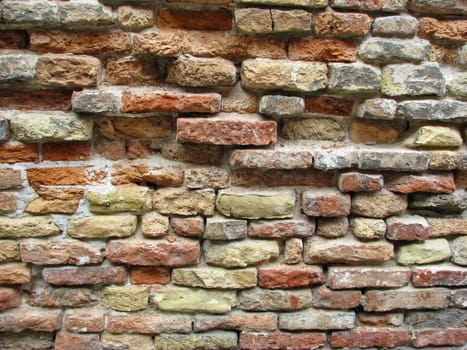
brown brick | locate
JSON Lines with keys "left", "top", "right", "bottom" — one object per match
{"left": 358, "top": 313, "right": 404, "bottom": 327}
{"left": 106, "top": 239, "right": 200, "bottom": 267}
{"left": 65, "top": 311, "right": 105, "bottom": 333}
{"left": 330, "top": 329, "right": 412, "bottom": 348}
{"left": 314, "top": 11, "right": 372, "bottom": 38}
{"left": 259, "top": 267, "right": 323, "bottom": 289}
{"left": 121, "top": 91, "right": 221, "bottom": 113}
{"left": 130, "top": 267, "right": 171, "bottom": 285}
{"left": 312, "top": 286, "right": 361, "bottom": 310}
{"left": 105, "top": 57, "right": 158, "bottom": 86}
{"left": 27, "top": 166, "right": 106, "bottom": 186}
{"left": 171, "top": 217, "right": 204, "bottom": 238}
{"left": 0, "top": 141, "right": 39, "bottom": 163}
{"left": 0, "top": 31, "right": 26, "bottom": 49}
{"left": 94, "top": 138, "right": 126, "bottom": 160}
{"left": 0, "top": 89, "right": 72, "bottom": 111}
{"left": 385, "top": 173, "right": 456, "bottom": 194}
{"left": 289, "top": 38, "right": 357, "bottom": 62}
{"left": 43, "top": 141, "right": 91, "bottom": 161}
{"left": 54, "top": 333, "right": 100, "bottom": 350}
{"left": 195, "top": 312, "right": 277, "bottom": 332}
{"left": 338, "top": 172, "right": 383, "bottom": 192}
{"left": 30, "top": 30, "right": 132, "bottom": 55}
{"left": 126, "top": 140, "right": 152, "bottom": 159}
{"left": 0, "top": 308, "right": 61, "bottom": 332}
{"left": 304, "top": 96, "right": 355, "bottom": 116}
{"left": 412, "top": 266, "right": 467, "bottom": 287}
{"left": 349, "top": 119, "right": 403, "bottom": 144}
{"left": 28, "top": 285, "right": 95, "bottom": 308}
{"left": 230, "top": 149, "right": 313, "bottom": 169}
{"left": 302, "top": 190, "right": 351, "bottom": 217}
{"left": 157, "top": 9, "right": 232, "bottom": 31}
{"left": 327, "top": 266, "right": 410, "bottom": 289}
{"left": 0, "top": 263, "right": 31, "bottom": 284}
{"left": 0, "top": 192, "right": 16, "bottom": 213}
{"left": 232, "top": 169, "right": 262, "bottom": 186}
{"left": 177, "top": 118, "right": 277, "bottom": 146}
{"left": 386, "top": 215, "right": 429, "bottom": 241}
{"left": 42, "top": 266, "right": 127, "bottom": 286}
{"left": 413, "top": 329, "right": 467, "bottom": 347}
{"left": 0, "top": 169, "right": 22, "bottom": 190}
{"left": 249, "top": 219, "right": 315, "bottom": 238}
{"left": 264, "top": 169, "right": 334, "bottom": 186}
{"left": 364, "top": 288, "right": 450, "bottom": 311}
{"left": 112, "top": 163, "right": 183, "bottom": 187}
{"left": 161, "top": 142, "right": 224, "bottom": 165}
{"left": 107, "top": 314, "right": 192, "bottom": 334}
{"left": 185, "top": 167, "right": 230, "bottom": 189}
{"left": 419, "top": 18, "right": 467, "bottom": 44}
{"left": 26, "top": 187, "right": 83, "bottom": 215}
{"left": 0, "top": 287, "right": 21, "bottom": 311}
{"left": 0, "top": 241, "right": 19, "bottom": 263}
{"left": 240, "top": 332, "right": 326, "bottom": 350}
{"left": 131, "top": 31, "right": 180, "bottom": 56}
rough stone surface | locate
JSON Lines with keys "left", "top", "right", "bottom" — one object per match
{"left": 204, "top": 218, "right": 247, "bottom": 240}
{"left": 249, "top": 219, "right": 315, "bottom": 238}
{"left": 357, "top": 98, "right": 397, "bottom": 119}
{"left": 397, "top": 100, "right": 467, "bottom": 121}
{"left": 239, "top": 288, "right": 312, "bottom": 311}
{"left": 279, "top": 309, "right": 356, "bottom": 330}
{"left": 328, "top": 63, "right": 381, "bottom": 94}
{"left": 327, "top": 266, "right": 410, "bottom": 289}
{"left": 154, "top": 332, "right": 238, "bottom": 350}
{"left": 141, "top": 212, "right": 169, "bottom": 238}
{"left": 107, "top": 314, "right": 191, "bottom": 334}
{"left": 289, "top": 38, "right": 357, "bottom": 62}
{"left": 26, "top": 187, "right": 83, "bottom": 214}
{"left": 0, "top": 52, "right": 37, "bottom": 82}
{"left": 195, "top": 312, "right": 277, "bottom": 332}
{"left": 230, "top": 149, "right": 313, "bottom": 169}
{"left": 449, "top": 72, "right": 467, "bottom": 100}
{"left": 117, "top": 6, "right": 154, "bottom": 31}
{"left": 282, "top": 118, "right": 346, "bottom": 141}
{"left": 404, "top": 126, "right": 463, "bottom": 149}
{"left": 372, "top": 15, "right": 419, "bottom": 37}
{"left": 314, "top": 11, "right": 372, "bottom": 38}
{"left": 330, "top": 329, "right": 413, "bottom": 348}
{"left": 259, "top": 266, "right": 323, "bottom": 288}
{"left": 103, "top": 286, "right": 149, "bottom": 312}
{"left": 338, "top": 172, "right": 384, "bottom": 192}
{"left": 153, "top": 188, "right": 215, "bottom": 216}
{"left": 397, "top": 239, "right": 451, "bottom": 265}
{"left": 351, "top": 189, "right": 407, "bottom": 218}
{"left": 172, "top": 267, "right": 257, "bottom": 289}
{"left": 0, "top": 240, "right": 20, "bottom": 263}
{"left": 385, "top": 173, "right": 456, "bottom": 194}
{"left": 316, "top": 217, "right": 349, "bottom": 238}
{"left": 86, "top": 184, "right": 152, "bottom": 213}
{"left": 357, "top": 149, "right": 430, "bottom": 171}
{"left": 359, "top": 38, "right": 430, "bottom": 63}
{"left": 451, "top": 236, "right": 467, "bottom": 266}
{"left": 68, "top": 215, "right": 137, "bottom": 239}
{"left": 0, "top": 216, "right": 60, "bottom": 238}
{"left": 259, "top": 95, "right": 305, "bottom": 119}
{"left": 386, "top": 215, "right": 429, "bottom": 240}
{"left": 427, "top": 218, "right": 467, "bottom": 237}
{"left": 42, "top": 266, "right": 126, "bottom": 286}
{"left": 410, "top": 192, "right": 467, "bottom": 214}
{"left": 350, "top": 217, "right": 386, "bottom": 240}
{"left": 365, "top": 288, "right": 451, "bottom": 311}
{"left": 312, "top": 286, "right": 361, "bottom": 309}
{"left": 302, "top": 190, "right": 351, "bottom": 217}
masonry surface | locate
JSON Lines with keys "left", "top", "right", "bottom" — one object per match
{"left": 0, "top": 0, "right": 466, "bottom": 349}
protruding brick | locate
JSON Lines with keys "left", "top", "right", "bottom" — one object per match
{"left": 0, "top": 308, "right": 61, "bottom": 332}
{"left": 26, "top": 187, "right": 83, "bottom": 214}
{"left": 418, "top": 18, "right": 467, "bottom": 44}
{"left": 410, "top": 192, "right": 466, "bottom": 214}
{"left": 0, "top": 262, "right": 31, "bottom": 285}
{"left": 359, "top": 38, "right": 430, "bottom": 63}
{"left": 302, "top": 189, "right": 351, "bottom": 217}
{"left": 397, "top": 100, "right": 467, "bottom": 121}
{"left": 173, "top": 267, "right": 257, "bottom": 289}
{"left": 117, "top": 6, "right": 154, "bottom": 31}
{"left": 328, "top": 63, "right": 381, "bottom": 94}
{"left": 314, "top": 11, "right": 372, "bottom": 38}
{"left": 195, "top": 311, "right": 277, "bottom": 332}
{"left": 105, "top": 57, "right": 158, "bottom": 86}
{"left": 365, "top": 288, "right": 451, "bottom": 311}
{"left": 249, "top": 219, "right": 315, "bottom": 238}
{"left": 331, "top": 0, "right": 407, "bottom": 12}
{"left": 397, "top": 238, "right": 451, "bottom": 265}
{"left": 409, "top": 0, "right": 467, "bottom": 15}
{"left": 204, "top": 218, "right": 247, "bottom": 240}
{"left": 412, "top": 265, "right": 467, "bottom": 287}
{"left": 357, "top": 149, "right": 430, "bottom": 171}
{"left": 259, "top": 95, "right": 305, "bottom": 119}
{"left": 404, "top": 126, "right": 463, "bottom": 149}
{"left": 153, "top": 188, "right": 215, "bottom": 216}
{"left": 316, "top": 217, "right": 349, "bottom": 238}
{"left": 240, "top": 332, "right": 327, "bottom": 350}
{"left": 338, "top": 172, "right": 384, "bottom": 192}
{"left": 107, "top": 313, "right": 192, "bottom": 334}
{"left": 0, "top": 52, "right": 37, "bottom": 82}
{"left": 42, "top": 266, "right": 127, "bottom": 286}
{"left": 351, "top": 189, "right": 407, "bottom": 218}
{"left": 385, "top": 173, "right": 456, "bottom": 194}
{"left": 330, "top": 329, "right": 412, "bottom": 348}
{"left": 0, "top": 216, "right": 60, "bottom": 238}
{"left": 72, "top": 90, "right": 120, "bottom": 114}
{"left": 327, "top": 266, "right": 410, "bottom": 289}
{"left": 279, "top": 308, "right": 355, "bottom": 330}
{"left": 158, "top": 8, "right": 232, "bottom": 31}
{"left": 358, "top": 98, "right": 397, "bottom": 119}
{"left": 289, "top": 38, "right": 357, "bottom": 62}
{"left": 258, "top": 266, "right": 323, "bottom": 289}
{"left": 350, "top": 217, "right": 386, "bottom": 240}
{"left": 385, "top": 215, "right": 428, "bottom": 241}
{"left": 239, "top": 288, "right": 312, "bottom": 311}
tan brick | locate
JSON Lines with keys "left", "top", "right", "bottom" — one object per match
{"left": 105, "top": 57, "right": 158, "bottom": 86}
{"left": 26, "top": 187, "right": 83, "bottom": 214}
{"left": 0, "top": 287, "right": 21, "bottom": 311}
{"left": 0, "top": 263, "right": 31, "bottom": 284}
{"left": 281, "top": 118, "right": 345, "bottom": 141}
{"left": 419, "top": 17, "right": 467, "bottom": 44}
{"left": 0, "top": 308, "right": 61, "bottom": 332}
{"left": 427, "top": 217, "right": 467, "bottom": 237}
{"left": 185, "top": 167, "right": 230, "bottom": 189}
{"left": 117, "top": 6, "right": 154, "bottom": 31}
{"left": 0, "top": 216, "right": 60, "bottom": 238}
{"left": 153, "top": 188, "right": 215, "bottom": 216}
{"left": 102, "top": 285, "right": 149, "bottom": 312}
{"left": 314, "top": 11, "right": 372, "bottom": 38}
{"left": 86, "top": 184, "right": 152, "bottom": 213}
{"left": 289, "top": 38, "right": 357, "bottom": 62}
{"left": 0, "top": 241, "right": 19, "bottom": 263}
{"left": 0, "top": 192, "right": 16, "bottom": 213}
{"left": 107, "top": 313, "right": 191, "bottom": 334}
{"left": 240, "top": 332, "right": 326, "bottom": 350}
{"left": 68, "top": 215, "right": 137, "bottom": 239}
{"left": 365, "top": 288, "right": 450, "bottom": 311}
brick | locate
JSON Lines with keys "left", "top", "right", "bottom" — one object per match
{"left": 131, "top": 31, "right": 180, "bottom": 56}
{"left": 285, "top": 238, "right": 303, "bottom": 264}
{"left": 264, "top": 169, "right": 334, "bottom": 187}
{"left": 217, "top": 190, "right": 295, "bottom": 219}
{"left": 72, "top": 90, "right": 120, "bottom": 114}
{"left": 54, "top": 333, "right": 100, "bottom": 350}
{"left": 173, "top": 267, "right": 257, "bottom": 289}
{"left": 451, "top": 236, "right": 467, "bottom": 266}
{"left": 429, "top": 151, "right": 461, "bottom": 170}
{"left": 409, "top": 0, "right": 467, "bottom": 15}
{"left": 357, "top": 149, "right": 430, "bottom": 171}
{"left": 330, "top": 329, "right": 412, "bottom": 348}
{"left": 0, "top": 308, "right": 61, "bottom": 332}
{"left": 58, "top": 0, "right": 114, "bottom": 29}
{"left": 153, "top": 188, "right": 215, "bottom": 216}
{"left": 35, "top": 54, "right": 100, "bottom": 88}
{"left": 450, "top": 289, "right": 467, "bottom": 308}
{"left": 112, "top": 164, "right": 182, "bottom": 186}
{"left": 241, "top": 59, "right": 328, "bottom": 92}
{"left": 239, "top": 288, "right": 312, "bottom": 311}
{"left": 205, "top": 218, "right": 247, "bottom": 240}
{"left": 117, "top": 6, "right": 154, "bottom": 31}
{"left": 364, "top": 288, "right": 450, "bottom": 311}
{"left": 413, "top": 328, "right": 467, "bottom": 347}
{"left": 259, "top": 266, "right": 323, "bottom": 288}
{"left": 351, "top": 189, "right": 407, "bottom": 218}
{"left": 282, "top": 118, "right": 345, "bottom": 141}
{"left": 128, "top": 141, "right": 158, "bottom": 159}
{"left": 237, "top": 0, "right": 327, "bottom": 6}
{"left": 386, "top": 215, "right": 429, "bottom": 240}
{"left": 314, "top": 11, "right": 372, "bottom": 38}
{"left": 327, "top": 266, "right": 410, "bottom": 289}
{"left": 418, "top": 18, "right": 467, "bottom": 44}
{"left": 405, "top": 126, "right": 463, "bottom": 149}
{"left": 350, "top": 217, "right": 386, "bottom": 240}
{"left": 0, "top": 333, "right": 54, "bottom": 349}
{"left": 272, "top": 9, "right": 313, "bottom": 33}
{"left": 131, "top": 267, "right": 170, "bottom": 285}
{"left": 0, "top": 116, "right": 10, "bottom": 141}
{"left": 27, "top": 166, "right": 106, "bottom": 186}
{"left": 185, "top": 167, "right": 230, "bottom": 189}
{"left": 302, "top": 189, "right": 351, "bottom": 217}
{"left": 304, "top": 96, "right": 355, "bottom": 116}
{"left": 0, "top": 30, "right": 27, "bottom": 49}
{"left": 289, "top": 38, "right": 357, "bottom": 62}
{"left": 158, "top": 8, "right": 232, "bottom": 31}
{"left": 397, "top": 238, "right": 451, "bottom": 265}
{"left": 240, "top": 332, "right": 326, "bottom": 350}
{"left": 386, "top": 173, "right": 456, "bottom": 194}
{"left": 316, "top": 217, "right": 348, "bottom": 238}
{"left": 104, "top": 57, "right": 158, "bottom": 86}
{"left": 405, "top": 309, "right": 466, "bottom": 328}
{"left": 0, "top": 241, "right": 19, "bottom": 263}
{"left": 0, "top": 89, "right": 72, "bottom": 111}
{"left": 195, "top": 311, "right": 277, "bottom": 332}
{"left": 427, "top": 218, "right": 467, "bottom": 237}
{"left": 231, "top": 169, "right": 262, "bottom": 186}
{"left": 204, "top": 240, "right": 279, "bottom": 268}
{"left": 449, "top": 72, "right": 467, "bottom": 100}
{"left": 338, "top": 172, "right": 383, "bottom": 192}
{"left": 0, "top": 216, "right": 60, "bottom": 238}
{"left": 154, "top": 332, "right": 238, "bottom": 350}
{"left": 43, "top": 141, "right": 91, "bottom": 161}
{"left": 65, "top": 311, "right": 105, "bottom": 333}
{"left": 103, "top": 334, "right": 154, "bottom": 350}
{"left": 86, "top": 184, "right": 152, "bottom": 213}
{"left": 412, "top": 266, "right": 467, "bottom": 287}
{"left": 249, "top": 219, "right": 315, "bottom": 238}
{"left": 410, "top": 192, "right": 466, "bottom": 214}
{"left": 358, "top": 313, "right": 404, "bottom": 327}
{"left": 28, "top": 285, "right": 95, "bottom": 308}
{"left": 0, "top": 52, "right": 37, "bottom": 82}
{"left": 20, "top": 240, "right": 103, "bottom": 266}
{"left": 397, "top": 100, "right": 467, "bottom": 121}
{"left": 312, "top": 286, "right": 361, "bottom": 309}
{"left": 0, "top": 287, "right": 21, "bottom": 311}
{"left": 161, "top": 142, "right": 224, "bottom": 165}
{"left": 304, "top": 237, "right": 394, "bottom": 264}
{"left": 235, "top": 8, "right": 272, "bottom": 33}
{"left": 279, "top": 308, "right": 355, "bottom": 330}
{"left": 106, "top": 239, "right": 200, "bottom": 267}
{"left": 350, "top": 119, "right": 403, "bottom": 144}
{"left": 68, "top": 215, "right": 137, "bottom": 239}
{"left": 0, "top": 193, "right": 16, "bottom": 213}
{"left": 30, "top": 30, "right": 131, "bottom": 55}
{"left": 107, "top": 313, "right": 191, "bottom": 334}
{"left": 171, "top": 216, "right": 204, "bottom": 238}
{"left": 103, "top": 285, "right": 149, "bottom": 312}
{"left": 0, "top": 141, "right": 39, "bottom": 163}
{"left": 42, "top": 266, "right": 127, "bottom": 286}
{"left": 121, "top": 91, "right": 221, "bottom": 113}
{"left": 328, "top": 63, "right": 381, "bottom": 94}
{"left": 222, "top": 83, "right": 259, "bottom": 113}
{"left": 360, "top": 38, "right": 430, "bottom": 64}
{"left": 259, "top": 95, "right": 305, "bottom": 119}
{"left": 358, "top": 98, "right": 397, "bottom": 119}
{"left": 141, "top": 212, "right": 169, "bottom": 238}
{"left": 331, "top": 0, "right": 407, "bottom": 12}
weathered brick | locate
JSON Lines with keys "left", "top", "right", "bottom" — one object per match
{"left": 173, "top": 267, "right": 257, "bottom": 289}
{"left": 411, "top": 192, "right": 466, "bottom": 215}
{"left": 373, "top": 15, "right": 419, "bottom": 37}
{"left": 285, "top": 238, "right": 304, "bottom": 264}
{"left": 406, "top": 309, "right": 466, "bottom": 328}
{"left": 364, "top": 288, "right": 451, "bottom": 311}
{"left": 272, "top": 9, "right": 313, "bottom": 33}
{"left": 304, "top": 96, "right": 355, "bottom": 116}
{"left": 259, "top": 95, "right": 305, "bottom": 119}
{"left": 117, "top": 6, "right": 154, "bottom": 31}
{"left": 43, "top": 141, "right": 91, "bottom": 161}
{"left": 0, "top": 141, "right": 39, "bottom": 163}
{"left": 2, "top": 0, "right": 59, "bottom": 28}
{"left": 68, "top": 215, "right": 136, "bottom": 239}
{"left": 338, "top": 172, "right": 383, "bottom": 192}
{"left": 130, "top": 267, "right": 170, "bottom": 285}
{"left": 121, "top": 91, "right": 221, "bottom": 113}
{"left": 102, "top": 285, "right": 149, "bottom": 312}
{"left": 359, "top": 38, "right": 430, "bottom": 63}
{"left": 449, "top": 72, "right": 467, "bottom": 100}
{"left": 140, "top": 212, "right": 169, "bottom": 238}
{"left": 282, "top": 118, "right": 346, "bottom": 141}
{"left": 351, "top": 189, "right": 407, "bottom": 218}
{"left": 242, "top": 59, "right": 327, "bottom": 92}
{"left": 0, "top": 193, "right": 16, "bottom": 213}
{"left": 0, "top": 333, "right": 53, "bottom": 349}
{"left": 358, "top": 313, "right": 404, "bottom": 327}
{"left": 404, "top": 125, "right": 463, "bottom": 149}
{"left": 28, "top": 284, "right": 96, "bottom": 308}
{"left": 239, "top": 288, "right": 312, "bottom": 311}
{"left": 350, "top": 217, "right": 386, "bottom": 240}
{"left": 259, "top": 266, "right": 323, "bottom": 288}
{"left": 234, "top": 8, "right": 272, "bottom": 33}
{"left": 107, "top": 313, "right": 191, "bottom": 334}
{"left": 314, "top": 11, "right": 372, "bottom": 38}
{"left": 112, "top": 163, "right": 182, "bottom": 186}
{"left": 264, "top": 169, "right": 334, "bottom": 187}
{"left": 153, "top": 188, "right": 215, "bottom": 216}
{"left": 249, "top": 219, "right": 315, "bottom": 238}
{"left": 57, "top": 0, "right": 114, "bottom": 29}
{"left": 195, "top": 312, "right": 277, "bottom": 332}
{"left": 171, "top": 216, "right": 204, "bottom": 238}
{"left": 102, "top": 334, "right": 154, "bottom": 350}
{"left": 327, "top": 266, "right": 410, "bottom": 289}
{"left": 240, "top": 332, "right": 327, "bottom": 350}
{"left": 451, "top": 236, "right": 467, "bottom": 266}
{"left": 279, "top": 308, "right": 355, "bottom": 330}
{"left": 289, "top": 38, "right": 357, "bottom": 62}
{"left": 0, "top": 287, "right": 21, "bottom": 311}
{"left": 0, "top": 116, "right": 10, "bottom": 141}
{"left": 358, "top": 98, "right": 397, "bottom": 119}
{"left": 397, "top": 238, "right": 451, "bottom": 265}
{"left": 158, "top": 8, "right": 232, "bottom": 31}
{"left": 86, "top": 184, "right": 152, "bottom": 213}
{"left": 397, "top": 100, "right": 467, "bottom": 121}
{"left": 413, "top": 328, "right": 467, "bottom": 347}
{"left": 0, "top": 216, "right": 60, "bottom": 238}
{"left": 412, "top": 265, "right": 467, "bottom": 287}
{"left": 450, "top": 288, "right": 466, "bottom": 308}
{"left": 237, "top": 0, "right": 327, "bottom": 7}
{"left": 387, "top": 173, "right": 456, "bottom": 194}
{"left": 350, "top": 119, "right": 403, "bottom": 144}
{"left": 409, "top": 0, "right": 467, "bottom": 15}
{"left": 0, "top": 240, "right": 19, "bottom": 263}
{"left": 106, "top": 239, "right": 200, "bottom": 267}
{"left": 20, "top": 240, "right": 103, "bottom": 266}
{"left": 302, "top": 189, "right": 351, "bottom": 217}
{"left": 161, "top": 142, "right": 224, "bottom": 165}
{"left": 0, "top": 52, "right": 37, "bottom": 83}
{"left": 27, "top": 166, "right": 105, "bottom": 186}
{"left": 65, "top": 310, "right": 105, "bottom": 333}
{"left": 312, "top": 286, "right": 361, "bottom": 309}
{"left": 386, "top": 215, "right": 429, "bottom": 240}
{"left": 316, "top": 217, "right": 349, "bottom": 238}
{"left": 26, "top": 187, "right": 83, "bottom": 215}
{"left": 427, "top": 218, "right": 467, "bottom": 237}
{"left": 0, "top": 262, "right": 30, "bottom": 285}
{"left": 231, "top": 149, "right": 313, "bottom": 169}
{"left": 0, "top": 308, "right": 61, "bottom": 332}
{"left": 104, "top": 57, "right": 158, "bottom": 86}
{"left": 418, "top": 18, "right": 467, "bottom": 44}
{"left": 222, "top": 83, "right": 259, "bottom": 113}
{"left": 154, "top": 332, "right": 238, "bottom": 350}
{"left": 204, "top": 217, "right": 247, "bottom": 240}
{"left": 429, "top": 151, "right": 461, "bottom": 170}
{"left": 330, "top": 329, "right": 412, "bottom": 348}
{"left": 72, "top": 90, "right": 120, "bottom": 114}
{"left": 42, "top": 266, "right": 127, "bottom": 286}
{"left": 0, "top": 89, "right": 72, "bottom": 111}
{"left": 54, "top": 333, "right": 101, "bottom": 350}
{"left": 0, "top": 30, "right": 27, "bottom": 49}
{"left": 331, "top": 0, "right": 407, "bottom": 12}
{"left": 231, "top": 169, "right": 262, "bottom": 186}
{"left": 304, "top": 237, "right": 394, "bottom": 264}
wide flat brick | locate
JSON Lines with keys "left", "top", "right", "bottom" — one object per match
{"left": 304, "top": 96, "right": 355, "bottom": 116}
{"left": 249, "top": 219, "right": 315, "bottom": 238}
{"left": 154, "top": 332, "right": 237, "bottom": 350}
{"left": 158, "top": 8, "right": 232, "bottom": 31}
{"left": 279, "top": 308, "right": 355, "bottom": 330}
{"left": 385, "top": 173, "right": 456, "bottom": 193}
{"left": 239, "top": 288, "right": 312, "bottom": 311}
{"left": 173, "top": 267, "right": 256, "bottom": 289}
{"left": 259, "top": 266, "right": 323, "bottom": 288}
{"left": 107, "top": 314, "right": 192, "bottom": 334}
{"left": 54, "top": 333, "right": 100, "bottom": 350}
{"left": 0, "top": 308, "right": 61, "bottom": 332}
{"left": 331, "top": 0, "right": 407, "bottom": 12}
{"left": 194, "top": 312, "right": 277, "bottom": 332}
{"left": 409, "top": 0, "right": 467, "bottom": 15}
{"left": 327, "top": 266, "right": 410, "bottom": 289}
{"left": 427, "top": 218, "right": 467, "bottom": 237}
{"left": 412, "top": 266, "right": 467, "bottom": 287}
{"left": 65, "top": 311, "right": 105, "bottom": 333}
{"left": 312, "top": 286, "right": 361, "bottom": 309}
{"left": 365, "top": 288, "right": 451, "bottom": 311}
{"left": 28, "top": 285, "right": 95, "bottom": 308}
{"left": 240, "top": 332, "right": 326, "bottom": 350}
{"left": 358, "top": 313, "right": 404, "bottom": 327}
{"left": 413, "top": 328, "right": 467, "bottom": 347}
{"left": 27, "top": 166, "right": 106, "bottom": 186}
{"left": 302, "top": 189, "right": 351, "bottom": 217}
{"left": 330, "top": 329, "right": 412, "bottom": 348}
{"left": 264, "top": 169, "right": 334, "bottom": 187}
{"left": 230, "top": 149, "right": 313, "bottom": 169}
{"left": 314, "top": 11, "right": 372, "bottom": 38}
{"left": 338, "top": 172, "right": 383, "bottom": 192}
{"left": 0, "top": 141, "right": 39, "bottom": 163}
{"left": 43, "top": 141, "right": 91, "bottom": 161}
{"left": 153, "top": 188, "right": 215, "bottom": 216}
{"left": 351, "top": 189, "right": 407, "bottom": 218}
{"left": 357, "top": 149, "right": 430, "bottom": 171}
{"left": 289, "top": 38, "right": 357, "bottom": 62}
{"left": 177, "top": 118, "right": 276, "bottom": 146}
{"left": 418, "top": 18, "right": 467, "bottom": 44}
{"left": 0, "top": 89, "right": 72, "bottom": 111}
{"left": 0, "top": 216, "right": 60, "bottom": 239}
{"left": 42, "top": 266, "right": 127, "bottom": 286}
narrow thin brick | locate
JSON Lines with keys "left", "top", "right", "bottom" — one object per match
{"left": 412, "top": 266, "right": 467, "bottom": 287}
{"left": 330, "top": 329, "right": 413, "bottom": 348}
{"left": 42, "top": 266, "right": 127, "bottom": 286}
{"left": 0, "top": 141, "right": 39, "bottom": 163}
{"left": 107, "top": 314, "right": 192, "bottom": 334}
{"left": 240, "top": 332, "right": 327, "bottom": 350}
{"left": 0, "top": 308, "right": 61, "bottom": 332}
{"left": 289, "top": 38, "right": 357, "bottom": 62}
{"left": 327, "top": 266, "right": 410, "bottom": 289}
{"left": 413, "top": 329, "right": 467, "bottom": 347}
{"left": 364, "top": 288, "right": 451, "bottom": 311}
{"left": 258, "top": 266, "right": 323, "bottom": 288}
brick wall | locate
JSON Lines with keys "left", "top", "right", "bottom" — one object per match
{"left": 0, "top": 0, "right": 466, "bottom": 349}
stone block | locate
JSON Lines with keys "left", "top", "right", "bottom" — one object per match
{"left": 328, "top": 63, "right": 381, "bottom": 94}
{"left": 172, "top": 267, "right": 257, "bottom": 289}
{"left": 153, "top": 188, "right": 215, "bottom": 216}
{"left": 279, "top": 308, "right": 355, "bottom": 330}
{"left": 386, "top": 215, "right": 429, "bottom": 240}
{"left": 357, "top": 98, "right": 397, "bottom": 119}
{"left": 314, "top": 11, "right": 372, "bottom": 38}
{"left": 117, "top": 6, "right": 154, "bottom": 31}
{"left": 154, "top": 332, "right": 238, "bottom": 350}
{"left": 372, "top": 15, "right": 419, "bottom": 37}
{"left": 359, "top": 38, "right": 430, "bottom": 63}
{"left": 281, "top": 118, "right": 346, "bottom": 141}
{"left": 404, "top": 126, "right": 463, "bottom": 149}
{"left": 42, "top": 266, "right": 126, "bottom": 286}
{"left": 327, "top": 266, "right": 410, "bottom": 289}
{"left": 259, "top": 95, "right": 304, "bottom": 119}
{"left": 397, "top": 100, "right": 467, "bottom": 121}
{"left": 350, "top": 217, "right": 386, "bottom": 240}
{"left": 204, "top": 218, "right": 247, "bottom": 240}
{"left": 351, "top": 189, "right": 407, "bottom": 218}
{"left": 302, "top": 189, "right": 351, "bottom": 217}
{"left": 68, "top": 215, "right": 137, "bottom": 239}
{"left": 365, "top": 288, "right": 450, "bottom": 311}
{"left": 0, "top": 216, "right": 60, "bottom": 238}
{"left": 239, "top": 288, "right": 312, "bottom": 311}
{"left": 86, "top": 184, "right": 152, "bottom": 213}
{"left": 397, "top": 239, "right": 451, "bottom": 265}
{"left": 331, "top": 0, "right": 407, "bottom": 12}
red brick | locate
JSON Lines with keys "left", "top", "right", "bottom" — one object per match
{"left": 312, "top": 286, "right": 361, "bottom": 310}
{"left": 249, "top": 219, "right": 315, "bottom": 238}
{"left": 289, "top": 38, "right": 357, "bottom": 62}
{"left": 130, "top": 267, "right": 171, "bottom": 285}
{"left": 0, "top": 169, "right": 22, "bottom": 190}
{"left": 386, "top": 215, "right": 429, "bottom": 241}
{"left": 171, "top": 217, "right": 204, "bottom": 238}
{"left": 28, "top": 286, "right": 95, "bottom": 308}
{"left": 97, "top": 116, "right": 173, "bottom": 140}
{"left": 0, "top": 287, "right": 21, "bottom": 311}
{"left": 121, "top": 92, "right": 221, "bottom": 113}
{"left": 94, "top": 138, "right": 126, "bottom": 160}
{"left": 105, "top": 57, "right": 159, "bottom": 86}
{"left": 42, "top": 266, "right": 127, "bottom": 286}
{"left": 65, "top": 311, "right": 105, "bottom": 333}
{"left": 314, "top": 11, "right": 372, "bottom": 38}
{"left": 106, "top": 239, "right": 200, "bottom": 267}
{"left": 54, "top": 333, "right": 100, "bottom": 350}
{"left": 0, "top": 263, "right": 31, "bottom": 284}
{"left": 0, "top": 31, "right": 26, "bottom": 49}
{"left": 418, "top": 18, "right": 467, "bottom": 44}
{"left": 259, "top": 267, "right": 323, "bottom": 289}
{"left": 232, "top": 169, "right": 262, "bottom": 186}
{"left": 177, "top": 118, "right": 277, "bottom": 146}
{"left": 112, "top": 164, "right": 183, "bottom": 187}
{"left": 157, "top": 9, "right": 232, "bottom": 31}
{"left": 240, "top": 332, "right": 327, "bottom": 350}
{"left": 304, "top": 96, "right": 355, "bottom": 116}
{"left": 43, "top": 141, "right": 91, "bottom": 161}
{"left": 0, "top": 308, "right": 62, "bottom": 332}
{"left": 131, "top": 31, "right": 180, "bottom": 56}
{"left": 327, "top": 266, "right": 410, "bottom": 289}
{"left": 30, "top": 30, "right": 132, "bottom": 55}
{"left": 0, "top": 89, "right": 72, "bottom": 111}
{"left": 127, "top": 140, "right": 152, "bottom": 159}
{"left": 330, "top": 329, "right": 412, "bottom": 348}
{"left": 0, "top": 141, "right": 39, "bottom": 163}
{"left": 107, "top": 314, "right": 192, "bottom": 334}
{"left": 264, "top": 169, "right": 334, "bottom": 187}
{"left": 358, "top": 313, "right": 404, "bottom": 327}
{"left": 385, "top": 173, "right": 456, "bottom": 194}
{"left": 338, "top": 172, "right": 383, "bottom": 192}
{"left": 302, "top": 190, "right": 351, "bottom": 217}
{"left": 194, "top": 312, "right": 277, "bottom": 332}
{"left": 450, "top": 289, "right": 467, "bottom": 308}
{"left": 413, "top": 328, "right": 467, "bottom": 347}
{"left": 412, "top": 266, "right": 467, "bottom": 287}
{"left": 0, "top": 192, "right": 17, "bottom": 212}
{"left": 27, "top": 166, "right": 106, "bottom": 186}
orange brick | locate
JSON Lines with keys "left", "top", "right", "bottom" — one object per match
{"left": 43, "top": 142, "right": 91, "bottom": 161}
{"left": 0, "top": 141, "right": 39, "bottom": 163}
{"left": 157, "top": 9, "right": 232, "bottom": 31}
{"left": 130, "top": 267, "right": 170, "bottom": 285}
{"left": 419, "top": 18, "right": 467, "bottom": 44}
{"left": 314, "top": 12, "right": 372, "bottom": 38}
{"left": 289, "top": 38, "right": 357, "bottom": 62}
{"left": 27, "top": 167, "right": 106, "bottom": 186}
{"left": 0, "top": 31, "right": 26, "bottom": 49}
{"left": 304, "top": 96, "right": 354, "bottom": 116}
{"left": 105, "top": 57, "right": 158, "bottom": 86}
